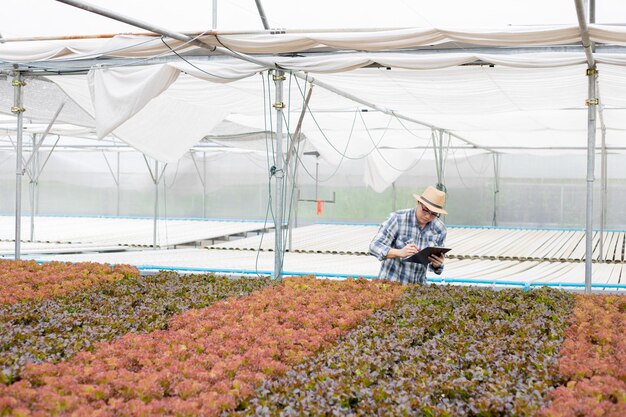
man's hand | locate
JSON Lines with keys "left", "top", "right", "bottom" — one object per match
{"left": 398, "top": 243, "right": 419, "bottom": 258}
{"left": 429, "top": 252, "right": 445, "bottom": 268}
{"left": 386, "top": 243, "right": 419, "bottom": 259}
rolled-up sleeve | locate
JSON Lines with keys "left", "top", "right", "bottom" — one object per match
{"left": 369, "top": 213, "right": 398, "bottom": 261}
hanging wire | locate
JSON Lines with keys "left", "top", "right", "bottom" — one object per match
{"left": 159, "top": 37, "right": 242, "bottom": 81}
{"left": 449, "top": 146, "right": 473, "bottom": 189}
{"left": 291, "top": 76, "right": 360, "bottom": 182}
{"left": 162, "top": 173, "right": 169, "bottom": 246}
{"left": 363, "top": 112, "right": 433, "bottom": 173}
{"left": 273, "top": 72, "right": 322, "bottom": 274}
{"left": 165, "top": 156, "right": 183, "bottom": 189}
{"left": 253, "top": 70, "right": 278, "bottom": 277}
{"left": 278, "top": 73, "right": 310, "bottom": 267}
{"left": 358, "top": 110, "right": 420, "bottom": 172}
{"left": 460, "top": 146, "right": 491, "bottom": 175}
{"left": 293, "top": 80, "right": 363, "bottom": 161}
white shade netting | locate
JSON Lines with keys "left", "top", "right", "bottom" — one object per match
{"left": 1, "top": 21, "right": 625, "bottom": 193}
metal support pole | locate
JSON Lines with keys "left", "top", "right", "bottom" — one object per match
{"left": 576, "top": 0, "right": 598, "bottom": 293}
{"left": 584, "top": 68, "right": 597, "bottom": 293}
{"left": 153, "top": 159, "right": 159, "bottom": 250}
{"left": 492, "top": 153, "right": 501, "bottom": 226}
{"left": 433, "top": 129, "right": 448, "bottom": 192}
{"left": 391, "top": 181, "right": 397, "bottom": 212}
{"left": 29, "top": 134, "right": 37, "bottom": 241}
{"left": 212, "top": 0, "right": 217, "bottom": 30}
{"left": 203, "top": 153, "right": 207, "bottom": 218}
{"left": 34, "top": 138, "right": 40, "bottom": 237}
{"left": 314, "top": 156, "right": 319, "bottom": 201}
{"left": 287, "top": 157, "right": 296, "bottom": 252}
{"left": 273, "top": 70, "right": 285, "bottom": 279}
{"left": 12, "top": 73, "right": 25, "bottom": 259}
{"left": 116, "top": 152, "right": 120, "bottom": 216}
{"left": 599, "top": 119, "right": 607, "bottom": 259}
{"left": 254, "top": 0, "right": 270, "bottom": 30}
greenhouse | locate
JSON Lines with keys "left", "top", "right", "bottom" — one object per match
{"left": 0, "top": 1, "right": 625, "bottom": 415}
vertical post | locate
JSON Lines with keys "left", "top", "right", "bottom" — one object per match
{"left": 287, "top": 151, "right": 297, "bottom": 252}
{"left": 433, "top": 129, "right": 446, "bottom": 192}
{"left": 492, "top": 153, "right": 500, "bottom": 226}
{"left": 29, "top": 134, "right": 37, "bottom": 241}
{"left": 599, "top": 123, "right": 607, "bottom": 259}
{"left": 203, "top": 152, "right": 207, "bottom": 218}
{"left": 391, "top": 181, "right": 397, "bottom": 212}
{"left": 154, "top": 159, "right": 159, "bottom": 250}
{"left": 34, "top": 136, "right": 40, "bottom": 237}
{"left": 591, "top": 0, "right": 606, "bottom": 261}
{"left": 314, "top": 155, "right": 319, "bottom": 200}
{"left": 12, "top": 73, "right": 25, "bottom": 259}
{"left": 212, "top": 0, "right": 217, "bottom": 29}
{"left": 584, "top": 67, "right": 598, "bottom": 293}
{"left": 560, "top": 185, "right": 565, "bottom": 225}
{"left": 116, "top": 152, "right": 120, "bottom": 216}
{"left": 273, "top": 69, "right": 285, "bottom": 279}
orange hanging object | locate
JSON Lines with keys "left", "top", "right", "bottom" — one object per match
{"left": 316, "top": 200, "right": 324, "bottom": 216}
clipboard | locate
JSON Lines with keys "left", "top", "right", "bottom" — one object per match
{"left": 403, "top": 246, "right": 451, "bottom": 266}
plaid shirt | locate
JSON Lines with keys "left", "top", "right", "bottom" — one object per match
{"left": 369, "top": 208, "right": 447, "bottom": 285}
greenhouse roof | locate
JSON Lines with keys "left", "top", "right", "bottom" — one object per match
{"left": 2, "top": 2, "right": 626, "bottom": 191}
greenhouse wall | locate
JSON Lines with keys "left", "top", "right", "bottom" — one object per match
{"left": 1, "top": 149, "right": 625, "bottom": 230}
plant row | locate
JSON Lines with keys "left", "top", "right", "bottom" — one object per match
{"left": 232, "top": 285, "right": 575, "bottom": 417}
{"left": 0, "top": 260, "right": 138, "bottom": 305}
{"left": 0, "top": 277, "right": 404, "bottom": 416}
{"left": 537, "top": 294, "right": 626, "bottom": 417}
{"left": 0, "top": 272, "right": 272, "bottom": 385}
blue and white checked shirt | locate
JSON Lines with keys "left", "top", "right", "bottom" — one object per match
{"left": 369, "top": 208, "right": 447, "bottom": 285}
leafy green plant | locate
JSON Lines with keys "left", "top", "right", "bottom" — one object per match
{"left": 536, "top": 294, "right": 626, "bottom": 417}
{"left": 0, "top": 260, "right": 138, "bottom": 305}
{"left": 0, "top": 272, "right": 271, "bottom": 385}
{"left": 232, "top": 285, "right": 574, "bottom": 416}
{"left": 0, "top": 277, "right": 403, "bottom": 416}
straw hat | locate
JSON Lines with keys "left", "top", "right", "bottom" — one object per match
{"left": 413, "top": 186, "right": 448, "bottom": 215}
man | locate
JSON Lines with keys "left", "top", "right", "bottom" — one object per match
{"left": 369, "top": 185, "right": 448, "bottom": 285}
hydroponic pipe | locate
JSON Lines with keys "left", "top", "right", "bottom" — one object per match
{"left": 130, "top": 264, "right": 626, "bottom": 291}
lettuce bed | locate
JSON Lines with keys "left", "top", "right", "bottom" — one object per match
{"left": 232, "top": 285, "right": 575, "bottom": 416}
{"left": 1, "top": 272, "right": 271, "bottom": 384}
{"left": 0, "top": 260, "right": 138, "bottom": 305}
{"left": 0, "top": 262, "right": 624, "bottom": 417}
{"left": 0, "top": 277, "right": 403, "bottom": 416}
{"left": 536, "top": 294, "right": 626, "bottom": 417}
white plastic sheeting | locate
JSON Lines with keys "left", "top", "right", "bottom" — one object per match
{"left": 32, "top": 59, "right": 603, "bottom": 191}
{"left": 3, "top": 25, "right": 626, "bottom": 191}
{"left": 3, "top": 25, "right": 626, "bottom": 60}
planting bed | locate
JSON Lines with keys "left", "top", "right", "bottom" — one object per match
{"left": 233, "top": 285, "right": 574, "bottom": 416}
{"left": 0, "top": 270, "right": 271, "bottom": 385}
{"left": 0, "top": 260, "right": 137, "bottom": 305}
{"left": 0, "top": 260, "right": 624, "bottom": 417}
